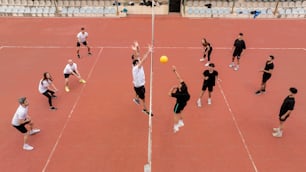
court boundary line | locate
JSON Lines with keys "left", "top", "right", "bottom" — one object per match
{"left": 1, "top": 45, "right": 306, "bottom": 50}
{"left": 41, "top": 48, "right": 104, "bottom": 172}
{"left": 217, "top": 81, "right": 258, "bottom": 172}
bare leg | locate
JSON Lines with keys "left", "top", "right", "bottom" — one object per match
{"left": 87, "top": 46, "right": 91, "bottom": 54}
{"left": 77, "top": 47, "right": 80, "bottom": 58}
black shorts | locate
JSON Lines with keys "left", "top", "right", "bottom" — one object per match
{"left": 134, "top": 86, "right": 145, "bottom": 100}
{"left": 174, "top": 102, "right": 187, "bottom": 114}
{"left": 262, "top": 73, "right": 271, "bottom": 83}
{"left": 202, "top": 83, "right": 214, "bottom": 92}
{"left": 64, "top": 70, "right": 77, "bottom": 78}
{"left": 233, "top": 49, "right": 242, "bottom": 58}
{"left": 279, "top": 114, "right": 290, "bottom": 122}
{"left": 77, "top": 41, "right": 87, "bottom": 47}
{"left": 13, "top": 121, "right": 30, "bottom": 134}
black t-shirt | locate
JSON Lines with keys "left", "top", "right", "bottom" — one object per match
{"left": 279, "top": 96, "right": 295, "bottom": 115}
{"left": 233, "top": 39, "right": 246, "bottom": 52}
{"left": 264, "top": 61, "right": 274, "bottom": 75}
{"left": 203, "top": 70, "right": 218, "bottom": 86}
{"left": 171, "top": 82, "right": 190, "bottom": 104}
{"left": 205, "top": 44, "right": 213, "bottom": 54}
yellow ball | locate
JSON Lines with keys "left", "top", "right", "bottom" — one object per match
{"left": 160, "top": 55, "right": 168, "bottom": 64}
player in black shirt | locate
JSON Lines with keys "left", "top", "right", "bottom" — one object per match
{"left": 272, "top": 87, "right": 297, "bottom": 138}
{"left": 255, "top": 55, "right": 274, "bottom": 95}
{"left": 197, "top": 63, "right": 219, "bottom": 107}
{"left": 200, "top": 38, "right": 213, "bottom": 67}
{"left": 229, "top": 33, "right": 246, "bottom": 71}
{"left": 169, "top": 66, "right": 190, "bottom": 133}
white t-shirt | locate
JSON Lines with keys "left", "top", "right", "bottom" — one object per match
{"left": 77, "top": 32, "right": 88, "bottom": 43}
{"left": 38, "top": 79, "right": 51, "bottom": 94}
{"left": 11, "top": 105, "right": 28, "bottom": 126}
{"left": 63, "top": 63, "right": 77, "bottom": 74}
{"left": 132, "top": 65, "right": 145, "bottom": 87}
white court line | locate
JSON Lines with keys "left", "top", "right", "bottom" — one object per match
{"left": 217, "top": 81, "right": 258, "bottom": 172}
{"left": 41, "top": 48, "right": 104, "bottom": 172}
{"left": 1, "top": 45, "right": 306, "bottom": 50}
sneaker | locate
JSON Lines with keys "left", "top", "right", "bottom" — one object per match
{"left": 208, "top": 98, "right": 212, "bottom": 105}
{"left": 50, "top": 106, "right": 57, "bottom": 110}
{"left": 197, "top": 99, "right": 202, "bottom": 107}
{"left": 173, "top": 125, "right": 179, "bottom": 133}
{"left": 229, "top": 63, "right": 235, "bottom": 68}
{"left": 234, "top": 66, "right": 239, "bottom": 71}
{"left": 272, "top": 131, "right": 283, "bottom": 138}
{"left": 255, "top": 90, "right": 262, "bottom": 95}
{"left": 133, "top": 98, "right": 140, "bottom": 105}
{"left": 261, "top": 90, "right": 266, "bottom": 94}
{"left": 77, "top": 54, "right": 80, "bottom": 58}
{"left": 88, "top": 52, "right": 92, "bottom": 56}
{"left": 65, "top": 86, "right": 70, "bottom": 92}
{"left": 178, "top": 120, "right": 184, "bottom": 128}
{"left": 273, "top": 128, "right": 280, "bottom": 132}
{"left": 142, "top": 109, "right": 153, "bottom": 116}
{"left": 205, "top": 62, "right": 210, "bottom": 66}
{"left": 29, "top": 129, "right": 40, "bottom": 135}
{"left": 23, "top": 144, "right": 34, "bottom": 151}
{"left": 79, "top": 79, "right": 86, "bottom": 84}
{"left": 200, "top": 58, "right": 205, "bottom": 62}
{"left": 51, "top": 94, "right": 57, "bottom": 98}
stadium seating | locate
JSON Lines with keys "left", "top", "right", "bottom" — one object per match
{"left": 0, "top": 0, "right": 305, "bottom": 18}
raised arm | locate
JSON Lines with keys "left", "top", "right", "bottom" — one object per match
{"left": 131, "top": 41, "right": 140, "bottom": 58}
{"left": 138, "top": 44, "right": 152, "bottom": 67}
{"left": 172, "top": 66, "right": 184, "bottom": 83}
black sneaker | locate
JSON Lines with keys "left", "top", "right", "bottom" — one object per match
{"left": 255, "top": 90, "right": 262, "bottom": 95}
{"left": 51, "top": 95, "right": 57, "bottom": 98}
{"left": 77, "top": 54, "right": 81, "bottom": 58}
{"left": 261, "top": 90, "right": 266, "bottom": 94}
{"left": 88, "top": 52, "right": 92, "bottom": 56}
{"left": 50, "top": 106, "right": 57, "bottom": 110}
{"left": 142, "top": 109, "right": 153, "bottom": 116}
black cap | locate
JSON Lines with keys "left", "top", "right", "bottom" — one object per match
{"left": 208, "top": 63, "right": 215, "bottom": 67}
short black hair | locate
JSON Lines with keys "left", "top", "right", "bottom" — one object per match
{"left": 132, "top": 59, "right": 139, "bottom": 66}
{"left": 289, "top": 87, "right": 298, "bottom": 94}
{"left": 18, "top": 97, "right": 27, "bottom": 104}
{"left": 269, "top": 55, "right": 274, "bottom": 60}
{"left": 239, "top": 33, "right": 243, "bottom": 36}
{"left": 81, "top": 27, "right": 85, "bottom": 30}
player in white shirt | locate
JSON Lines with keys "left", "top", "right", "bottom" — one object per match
{"left": 38, "top": 72, "right": 58, "bottom": 110}
{"left": 77, "top": 27, "right": 92, "bottom": 58}
{"left": 63, "top": 59, "right": 86, "bottom": 92}
{"left": 132, "top": 44, "right": 153, "bottom": 116}
{"left": 11, "top": 97, "right": 40, "bottom": 150}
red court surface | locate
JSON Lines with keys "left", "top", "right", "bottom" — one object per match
{"left": 0, "top": 16, "right": 306, "bottom": 172}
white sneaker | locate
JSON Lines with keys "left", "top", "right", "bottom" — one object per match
{"left": 23, "top": 144, "right": 34, "bottom": 151}
{"left": 205, "top": 62, "right": 210, "bottom": 66}
{"left": 229, "top": 63, "right": 235, "bottom": 68}
{"left": 173, "top": 125, "right": 179, "bottom": 133}
{"left": 30, "top": 129, "right": 40, "bottom": 135}
{"left": 178, "top": 120, "right": 184, "bottom": 128}
{"left": 273, "top": 128, "right": 280, "bottom": 132}
{"left": 208, "top": 98, "right": 212, "bottom": 105}
{"left": 272, "top": 131, "right": 283, "bottom": 138}
{"left": 197, "top": 99, "right": 202, "bottom": 107}
{"left": 234, "top": 65, "right": 239, "bottom": 71}
{"left": 200, "top": 58, "right": 205, "bottom": 62}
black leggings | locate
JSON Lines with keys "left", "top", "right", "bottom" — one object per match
{"left": 42, "top": 90, "right": 55, "bottom": 107}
